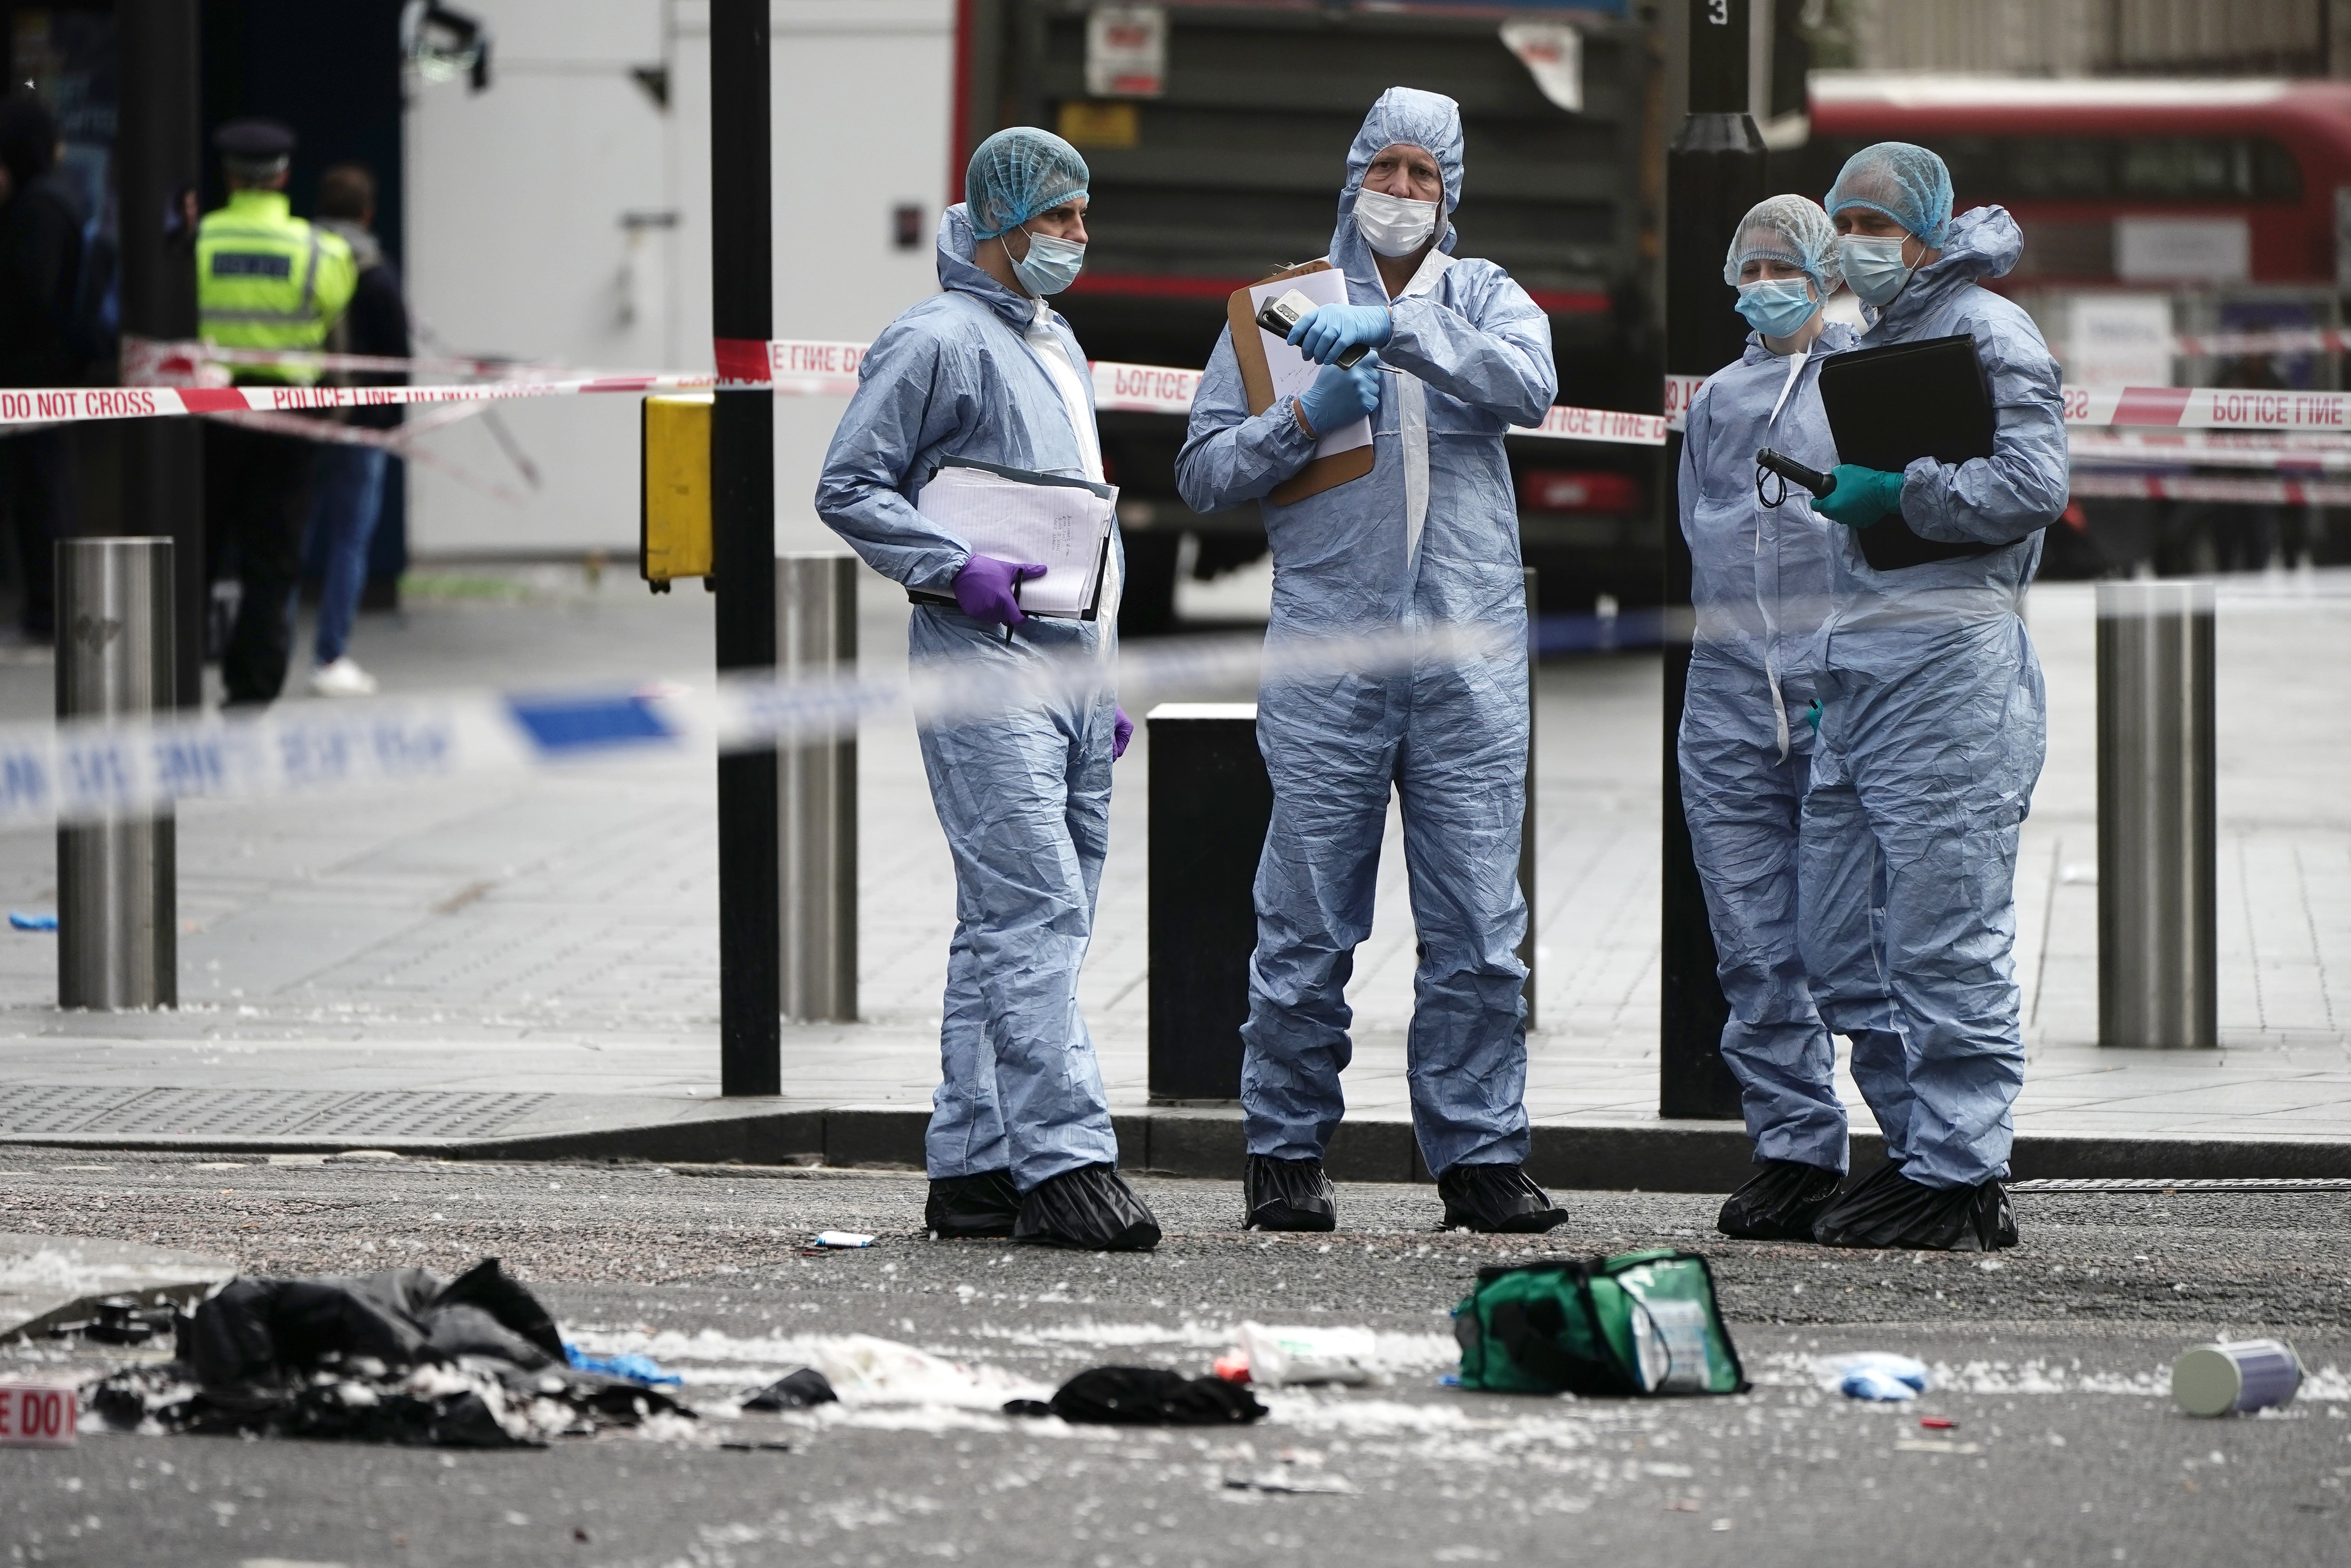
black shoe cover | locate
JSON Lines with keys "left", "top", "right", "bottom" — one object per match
{"left": 1809, "top": 1160, "right": 2018, "bottom": 1252}
{"left": 1244, "top": 1155, "right": 1338, "bottom": 1232}
{"left": 1437, "top": 1163, "right": 1570, "bottom": 1234}
{"left": 926, "top": 1170, "right": 1022, "bottom": 1238}
{"left": 1716, "top": 1160, "right": 1845, "bottom": 1241}
{"left": 1013, "top": 1163, "right": 1162, "bottom": 1251}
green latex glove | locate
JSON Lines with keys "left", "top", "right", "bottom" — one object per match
{"left": 1804, "top": 699, "right": 1823, "bottom": 734}
{"left": 1814, "top": 464, "right": 1906, "bottom": 529}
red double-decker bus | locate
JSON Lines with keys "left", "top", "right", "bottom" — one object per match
{"left": 1786, "top": 75, "right": 2351, "bottom": 288}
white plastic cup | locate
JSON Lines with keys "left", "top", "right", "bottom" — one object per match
{"left": 2172, "top": 1339, "right": 2302, "bottom": 1417}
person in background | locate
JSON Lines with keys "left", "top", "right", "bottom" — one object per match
{"left": 814, "top": 128, "right": 1156, "bottom": 1253}
{"left": 1175, "top": 88, "right": 1561, "bottom": 1235}
{"left": 1799, "top": 141, "right": 2066, "bottom": 1251}
{"left": 0, "top": 94, "right": 83, "bottom": 642}
{"left": 303, "top": 161, "right": 408, "bottom": 698}
{"left": 1677, "top": 196, "right": 1895, "bottom": 1243}
{"left": 197, "top": 117, "right": 355, "bottom": 706}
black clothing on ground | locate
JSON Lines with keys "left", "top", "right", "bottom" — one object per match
{"left": 86, "top": 1257, "right": 687, "bottom": 1448}
{"left": 1014, "top": 1366, "right": 1266, "bottom": 1425}
{"left": 205, "top": 420, "right": 319, "bottom": 703}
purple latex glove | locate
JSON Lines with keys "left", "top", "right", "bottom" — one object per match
{"left": 1113, "top": 706, "right": 1133, "bottom": 761}
{"left": 953, "top": 554, "right": 1047, "bottom": 627}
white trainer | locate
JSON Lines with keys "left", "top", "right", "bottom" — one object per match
{"left": 309, "top": 657, "right": 379, "bottom": 698}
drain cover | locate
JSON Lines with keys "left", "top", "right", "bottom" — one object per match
{"left": 0, "top": 1084, "right": 549, "bottom": 1142}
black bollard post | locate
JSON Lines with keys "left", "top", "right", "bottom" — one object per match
{"left": 116, "top": 0, "right": 204, "bottom": 710}
{"left": 711, "top": 0, "right": 781, "bottom": 1096}
{"left": 1146, "top": 704, "right": 1272, "bottom": 1103}
{"left": 1659, "top": 0, "right": 1763, "bottom": 1120}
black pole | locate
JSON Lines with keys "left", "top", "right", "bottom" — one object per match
{"left": 1659, "top": 0, "right": 1763, "bottom": 1120}
{"left": 115, "top": 0, "right": 204, "bottom": 711}
{"left": 711, "top": 0, "right": 781, "bottom": 1095}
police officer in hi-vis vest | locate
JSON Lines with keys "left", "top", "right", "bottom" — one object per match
{"left": 197, "top": 118, "right": 356, "bottom": 706}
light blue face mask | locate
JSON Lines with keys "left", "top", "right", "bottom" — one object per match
{"left": 1008, "top": 227, "right": 1086, "bottom": 296}
{"left": 1838, "top": 233, "right": 1913, "bottom": 308}
{"left": 1735, "top": 277, "right": 1818, "bottom": 339}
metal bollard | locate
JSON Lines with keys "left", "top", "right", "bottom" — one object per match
{"left": 2096, "top": 579, "right": 2216, "bottom": 1049}
{"left": 1147, "top": 703, "right": 1271, "bottom": 1102}
{"left": 56, "top": 538, "right": 177, "bottom": 1010}
{"left": 775, "top": 554, "right": 858, "bottom": 1023}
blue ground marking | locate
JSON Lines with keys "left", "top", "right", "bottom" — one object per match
{"left": 504, "top": 692, "right": 677, "bottom": 754}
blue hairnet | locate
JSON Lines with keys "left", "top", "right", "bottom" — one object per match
{"left": 1825, "top": 141, "right": 1953, "bottom": 247}
{"left": 964, "top": 128, "right": 1090, "bottom": 241}
{"left": 1722, "top": 194, "right": 1841, "bottom": 298}
{"left": 1345, "top": 86, "right": 1464, "bottom": 213}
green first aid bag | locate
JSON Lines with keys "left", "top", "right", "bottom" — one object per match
{"left": 1452, "top": 1249, "right": 1748, "bottom": 1397}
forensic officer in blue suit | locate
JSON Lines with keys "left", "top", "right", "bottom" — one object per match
{"left": 1799, "top": 143, "right": 2067, "bottom": 1251}
{"left": 1176, "top": 88, "right": 1562, "bottom": 1234}
{"left": 816, "top": 128, "right": 1157, "bottom": 1252}
{"left": 1678, "top": 196, "right": 1902, "bottom": 1242}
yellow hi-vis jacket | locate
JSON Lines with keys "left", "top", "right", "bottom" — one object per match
{"left": 195, "top": 190, "right": 358, "bottom": 385}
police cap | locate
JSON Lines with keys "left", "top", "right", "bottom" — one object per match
{"left": 213, "top": 118, "right": 296, "bottom": 162}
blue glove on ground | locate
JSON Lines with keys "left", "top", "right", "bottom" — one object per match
{"left": 1813, "top": 465, "right": 1907, "bottom": 529}
{"left": 1288, "top": 302, "right": 1392, "bottom": 366}
{"left": 953, "top": 554, "right": 1047, "bottom": 626}
{"left": 1296, "top": 355, "right": 1382, "bottom": 437}
{"left": 1113, "top": 706, "right": 1133, "bottom": 761}
{"left": 1804, "top": 699, "right": 1823, "bottom": 734}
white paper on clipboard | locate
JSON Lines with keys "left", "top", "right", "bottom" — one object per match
{"left": 917, "top": 464, "right": 1115, "bottom": 619}
{"left": 1247, "top": 269, "right": 1375, "bottom": 459}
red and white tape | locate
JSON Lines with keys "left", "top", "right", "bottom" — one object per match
{"left": 2066, "top": 429, "right": 2351, "bottom": 473}
{"left": 2067, "top": 470, "right": 2351, "bottom": 507}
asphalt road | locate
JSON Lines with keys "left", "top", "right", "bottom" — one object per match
{"left": 5, "top": 1150, "right": 2348, "bottom": 1567}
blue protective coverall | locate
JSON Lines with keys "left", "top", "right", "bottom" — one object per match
{"left": 1678, "top": 320, "right": 1902, "bottom": 1176}
{"left": 814, "top": 205, "right": 1123, "bottom": 1192}
{"left": 1799, "top": 206, "right": 2064, "bottom": 1190}
{"left": 1173, "top": 89, "right": 1557, "bottom": 1177}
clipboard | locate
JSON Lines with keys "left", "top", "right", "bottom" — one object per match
{"left": 1816, "top": 333, "right": 2016, "bottom": 571}
{"left": 907, "top": 457, "right": 1117, "bottom": 621}
{"left": 1227, "top": 260, "right": 1378, "bottom": 505}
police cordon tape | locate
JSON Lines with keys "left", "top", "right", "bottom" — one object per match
{"left": 0, "top": 615, "right": 1583, "bottom": 828}
{"left": 33, "top": 337, "right": 2351, "bottom": 462}
{"left": 19, "top": 569, "right": 2349, "bottom": 830}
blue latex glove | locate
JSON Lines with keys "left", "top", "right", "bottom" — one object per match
{"left": 1113, "top": 706, "right": 1133, "bottom": 761}
{"left": 1804, "top": 699, "right": 1823, "bottom": 734}
{"left": 1287, "top": 302, "right": 1392, "bottom": 366}
{"left": 1295, "top": 356, "right": 1382, "bottom": 437}
{"left": 952, "top": 554, "right": 1047, "bottom": 626}
{"left": 1813, "top": 464, "right": 1907, "bottom": 529}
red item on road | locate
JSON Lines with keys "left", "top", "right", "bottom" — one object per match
{"left": 1920, "top": 1416, "right": 1957, "bottom": 1430}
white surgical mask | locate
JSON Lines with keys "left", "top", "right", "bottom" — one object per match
{"left": 1353, "top": 188, "right": 1439, "bottom": 258}
{"left": 1838, "top": 233, "right": 1913, "bottom": 308}
{"left": 1008, "top": 227, "right": 1085, "bottom": 296}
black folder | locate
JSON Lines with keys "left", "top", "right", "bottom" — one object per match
{"left": 1816, "top": 333, "right": 2023, "bottom": 571}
